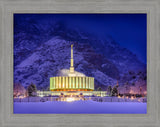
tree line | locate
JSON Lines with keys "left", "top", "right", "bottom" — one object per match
{"left": 14, "top": 82, "right": 37, "bottom": 98}
{"left": 97, "top": 84, "right": 119, "bottom": 97}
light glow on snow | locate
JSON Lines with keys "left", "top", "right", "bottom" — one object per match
{"left": 39, "top": 95, "right": 44, "bottom": 97}
{"left": 65, "top": 97, "right": 75, "bottom": 102}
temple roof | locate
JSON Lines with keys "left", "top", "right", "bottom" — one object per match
{"left": 57, "top": 69, "right": 86, "bottom": 77}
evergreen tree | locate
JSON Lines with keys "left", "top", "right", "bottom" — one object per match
{"left": 47, "top": 86, "right": 50, "bottom": 91}
{"left": 116, "top": 81, "right": 119, "bottom": 88}
{"left": 111, "top": 86, "right": 118, "bottom": 96}
{"left": 97, "top": 87, "right": 102, "bottom": 91}
{"left": 27, "top": 82, "right": 37, "bottom": 96}
{"left": 107, "top": 85, "right": 112, "bottom": 96}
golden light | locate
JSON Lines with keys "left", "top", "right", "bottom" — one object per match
{"left": 39, "top": 95, "right": 44, "bottom": 97}
{"left": 129, "top": 90, "right": 134, "bottom": 94}
{"left": 66, "top": 97, "right": 75, "bottom": 102}
{"left": 144, "top": 91, "right": 147, "bottom": 95}
{"left": 19, "top": 96, "right": 24, "bottom": 99}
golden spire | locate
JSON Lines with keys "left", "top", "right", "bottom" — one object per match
{"left": 70, "top": 44, "right": 74, "bottom": 73}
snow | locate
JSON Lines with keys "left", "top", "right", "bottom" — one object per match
{"left": 45, "top": 36, "right": 66, "bottom": 46}
{"left": 57, "top": 69, "right": 86, "bottom": 77}
{"left": 18, "top": 52, "right": 40, "bottom": 67}
{"left": 92, "top": 70, "right": 117, "bottom": 86}
{"left": 14, "top": 100, "right": 147, "bottom": 114}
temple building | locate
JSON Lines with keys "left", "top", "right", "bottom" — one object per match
{"left": 37, "top": 44, "right": 107, "bottom": 97}
{"left": 50, "top": 44, "right": 94, "bottom": 92}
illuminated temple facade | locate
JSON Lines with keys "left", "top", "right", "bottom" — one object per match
{"left": 50, "top": 77, "right": 94, "bottom": 91}
{"left": 50, "top": 45, "right": 94, "bottom": 91}
{"left": 37, "top": 44, "right": 107, "bottom": 97}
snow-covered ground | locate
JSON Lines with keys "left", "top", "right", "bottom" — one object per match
{"left": 14, "top": 100, "right": 147, "bottom": 114}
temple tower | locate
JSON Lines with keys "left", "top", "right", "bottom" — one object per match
{"left": 70, "top": 44, "right": 74, "bottom": 73}
{"left": 50, "top": 44, "right": 95, "bottom": 91}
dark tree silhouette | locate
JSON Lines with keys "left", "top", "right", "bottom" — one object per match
{"left": 27, "top": 82, "right": 37, "bottom": 96}
{"left": 111, "top": 86, "right": 118, "bottom": 96}
{"left": 107, "top": 85, "right": 112, "bottom": 96}
{"left": 97, "top": 87, "right": 102, "bottom": 91}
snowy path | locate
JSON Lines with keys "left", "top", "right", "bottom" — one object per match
{"left": 14, "top": 100, "right": 147, "bottom": 114}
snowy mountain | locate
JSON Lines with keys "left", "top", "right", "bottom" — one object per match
{"left": 14, "top": 17, "right": 146, "bottom": 92}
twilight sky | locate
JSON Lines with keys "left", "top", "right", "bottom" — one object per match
{"left": 59, "top": 14, "right": 147, "bottom": 64}
{"left": 15, "top": 14, "right": 147, "bottom": 63}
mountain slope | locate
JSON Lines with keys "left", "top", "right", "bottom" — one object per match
{"left": 14, "top": 36, "right": 119, "bottom": 89}
{"left": 14, "top": 18, "right": 146, "bottom": 92}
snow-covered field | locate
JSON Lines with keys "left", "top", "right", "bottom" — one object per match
{"left": 14, "top": 100, "right": 147, "bottom": 114}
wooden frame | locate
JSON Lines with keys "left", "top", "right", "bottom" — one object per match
{"left": 0, "top": 0, "right": 160, "bottom": 127}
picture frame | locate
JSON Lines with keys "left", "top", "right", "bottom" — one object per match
{"left": 0, "top": 0, "right": 160, "bottom": 126}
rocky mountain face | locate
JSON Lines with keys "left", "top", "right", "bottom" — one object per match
{"left": 14, "top": 16, "right": 146, "bottom": 93}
